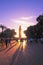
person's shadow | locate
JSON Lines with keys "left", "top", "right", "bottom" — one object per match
{"left": 10, "top": 43, "right": 23, "bottom": 65}
{"left": 5, "top": 43, "right": 17, "bottom": 54}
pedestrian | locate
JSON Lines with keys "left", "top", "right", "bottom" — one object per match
{"left": 5, "top": 38, "right": 8, "bottom": 48}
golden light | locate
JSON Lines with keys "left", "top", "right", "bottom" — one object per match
{"left": 23, "top": 40, "right": 27, "bottom": 52}
{"left": 15, "top": 20, "right": 29, "bottom": 38}
{"left": 18, "top": 39, "right": 20, "bottom": 44}
{"left": 11, "top": 17, "right": 33, "bottom": 38}
{"left": 17, "top": 40, "right": 27, "bottom": 52}
{"left": 11, "top": 16, "right": 36, "bottom": 38}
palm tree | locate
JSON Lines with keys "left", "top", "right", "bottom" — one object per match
{"left": 0, "top": 24, "right": 7, "bottom": 33}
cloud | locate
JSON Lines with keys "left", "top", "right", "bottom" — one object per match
{"left": 10, "top": 16, "right": 36, "bottom": 28}
{"left": 11, "top": 16, "right": 36, "bottom": 25}
{"left": 20, "top": 16, "right": 36, "bottom": 20}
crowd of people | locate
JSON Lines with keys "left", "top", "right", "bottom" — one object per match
{"left": 0, "top": 38, "right": 11, "bottom": 48}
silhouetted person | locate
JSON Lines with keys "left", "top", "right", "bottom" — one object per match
{"left": 5, "top": 38, "right": 8, "bottom": 48}
{"left": 20, "top": 39, "right": 23, "bottom": 42}
{"left": 1, "top": 38, "right": 3, "bottom": 47}
{"left": 8, "top": 38, "right": 11, "bottom": 46}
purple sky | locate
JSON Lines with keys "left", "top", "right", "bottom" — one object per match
{"left": 0, "top": 0, "right": 43, "bottom": 35}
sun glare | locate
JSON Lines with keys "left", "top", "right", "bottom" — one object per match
{"left": 14, "top": 20, "right": 29, "bottom": 38}
{"left": 15, "top": 25, "right": 27, "bottom": 38}
{"left": 11, "top": 16, "right": 36, "bottom": 38}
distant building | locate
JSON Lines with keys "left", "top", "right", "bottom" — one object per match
{"left": 19, "top": 25, "right": 22, "bottom": 39}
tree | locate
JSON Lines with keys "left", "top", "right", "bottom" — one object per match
{"left": 2, "top": 28, "right": 16, "bottom": 38}
{"left": 24, "top": 14, "right": 43, "bottom": 39}
{"left": 36, "top": 14, "right": 43, "bottom": 24}
{"left": 36, "top": 14, "right": 43, "bottom": 38}
{"left": 0, "top": 24, "right": 7, "bottom": 33}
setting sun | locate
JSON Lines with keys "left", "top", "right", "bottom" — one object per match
{"left": 15, "top": 25, "right": 27, "bottom": 38}
{"left": 15, "top": 24, "right": 28, "bottom": 38}
{"left": 13, "top": 19, "right": 30, "bottom": 38}
{"left": 11, "top": 16, "right": 36, "bottom": 38}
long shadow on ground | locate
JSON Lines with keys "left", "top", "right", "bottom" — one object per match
{"left": 0, "top": 48, "right": 6, "bottom": 52}
{"left": 10, "top": 44, "right": 23, "bottom": 65}
{"left": 5, "top": 43, "right": 17, "bottom": 54}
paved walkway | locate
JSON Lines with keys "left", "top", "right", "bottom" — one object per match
{"left": 0, "top": 41, "right": 43, "bottom": 65}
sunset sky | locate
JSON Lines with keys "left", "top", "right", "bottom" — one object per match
{"left": 0, "top": 0, "right": 43, "bottom": 37}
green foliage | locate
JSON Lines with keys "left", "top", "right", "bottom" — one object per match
{"left": 24, "top": 14, "right": 43, "bottom": 39}
{"left": 2, "top": 29, "right": 16, "bottom": 38}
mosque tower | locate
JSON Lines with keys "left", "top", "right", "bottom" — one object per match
{"left": 19, "top": 25, "right": 22, "bottom": 39}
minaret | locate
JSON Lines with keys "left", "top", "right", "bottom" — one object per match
{"left": 19, "top": 25, "right": 22, "bottom": 39}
